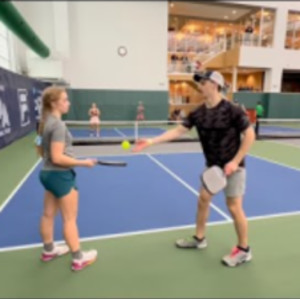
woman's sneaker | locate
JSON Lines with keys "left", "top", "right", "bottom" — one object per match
{"left": 41, "top": 244, "right": 69, "bottom": 262}
{"left": 71, "top": 250, "right": 98, "bottom": 272}
{"left": 222, "top": 246, "right": 252, "bottom": 267}
{"left": 175, "top": 236, "right": 208, "bottom": 249}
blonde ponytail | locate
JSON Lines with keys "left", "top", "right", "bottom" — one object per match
{"left": 38, "top": 86, "right": 65, "bottom": 135}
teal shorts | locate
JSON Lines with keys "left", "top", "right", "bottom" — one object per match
{"left": 39, "top": 169, "right": 78, "bottom": 199}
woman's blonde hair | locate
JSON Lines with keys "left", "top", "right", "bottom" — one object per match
{"left": 38, "top": 86, "right": 66, "bottom": 135}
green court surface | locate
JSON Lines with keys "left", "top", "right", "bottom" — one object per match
{"left": 0, "top": 133, "right": 39, "bottom": 208}
{"left": 0, "top": 134, "right": 300, "bottom": 298}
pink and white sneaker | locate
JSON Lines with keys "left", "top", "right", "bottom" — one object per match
{"left": 41, "top": 244, "right": 70, "bottom": 262}
{"left": 222, "top": 246, "right": 252, "bottom": 267}
{"left": 71, "top": 250, "right": 98, "bottom": 272}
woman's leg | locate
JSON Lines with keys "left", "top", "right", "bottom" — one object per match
{"left": 59, "top": 188, "right": 80, "bottom": 252}
{"left": 59, "top": 188, "right": 98, "bottom": 271}
{"left": 40, "top": 191, "right": 69, "bottom": 261}
{"left": 40, "top": 191, "right": 59, "bottom": 245}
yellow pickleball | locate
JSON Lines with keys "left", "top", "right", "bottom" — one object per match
{"left": 121, "top": 140, "right": 131, "bottom": 151}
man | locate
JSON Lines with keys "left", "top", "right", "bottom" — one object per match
{"left": 255, "top": 101, "right": 264, "bottom": 137}
{"left": 244, "top": 20, "right": 254, "bottom": 46}
{"left": 133, "top": 70, "right": 255, "bottom": 267}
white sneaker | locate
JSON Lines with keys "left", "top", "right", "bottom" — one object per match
{"left": 222, "top": 246, "right": 252, "bottom": 267}
{"left": 41, "top": 244, "right": 69, "bottom": 262}
{"left": 71, "top": 250, "right": 98, "bottom": 272}
{"left": 175, "top": 236, "right": 208, "bottom": 249}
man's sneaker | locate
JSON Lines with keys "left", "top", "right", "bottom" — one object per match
{"left": 175, "top": 236, "right": 208, "bottom": 249}
{"left": 71, "top": 250, "right": 98, "bottom": 272}
{"left": 41, "top": 244, "right": 69, "bottom": 262}
{"left": 222, "top": 246, "right": 252, "bottom": 267}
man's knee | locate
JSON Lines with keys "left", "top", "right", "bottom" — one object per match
{"left": 198, "top": 189, "right": 212, "bottom": 208}
{"left": 226, "top": 197, "right": 243, "bottom": 216}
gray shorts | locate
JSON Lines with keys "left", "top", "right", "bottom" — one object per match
{"left": 224, "top": 167, "right": 246, "bottom": 198}
{"left": 201, "top": 167, "right": 246, "bottom": 198}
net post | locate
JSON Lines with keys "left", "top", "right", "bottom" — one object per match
{"left": 134, "top": 121, "right": 138, "bottom": 142}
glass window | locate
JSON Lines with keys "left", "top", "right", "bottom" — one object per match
{"left": 285, "top": 11, "right": 300, "bottom": 50}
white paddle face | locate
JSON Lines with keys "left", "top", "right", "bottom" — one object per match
{"left": 202, "top": 166, "right": 227, "bottom": 195}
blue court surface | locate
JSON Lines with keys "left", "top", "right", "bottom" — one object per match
{"left": 0, "top": 152, "right": 300, "bottom": 250}
{"left": 260, "top": 125, "right": 300, "bottom": 134}
{"left": 70, "top": 125, "right": 300, "bottom": 140}
{"left": 69, "top": 127, "right": 166, "bottom": 138}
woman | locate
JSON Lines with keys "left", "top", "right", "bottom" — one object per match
{"left": 136, "top": 101, "right": 145, "bottom": 121}
{"left": 36, "top": 86, "right": 98, "bottom": 272}
{"left": 89, "top": 103, "right": 101, "bottom": 137}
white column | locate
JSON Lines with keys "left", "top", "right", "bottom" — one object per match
{"left": 258, "top": 8, "right": 264, "bottom": 47}
{"left": 10, "top": 36, "right": 28, "bottom": 74}
{"left": 264, "top": 67, "right": 282, "bottom": 92}
{"left": 271, "top": 67, "right": 283, "bottom": 92}
{"left": 7, "top": 31, "right": 16, "bottom": 72}
{"left": 272, "top": 7, "right": 288, "bottom": 49}
{"left": 263, "top": 69, "right": 271, "bottom": 92}
{"left": 232, "top": 67, "right": 238, "bottom": 92}
{"left": 52, "top": 2, "right": 70, "bottom": 59}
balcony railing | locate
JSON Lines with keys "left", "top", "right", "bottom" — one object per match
{"left": 168, "top": 39, "right": 226, "bottom": 74}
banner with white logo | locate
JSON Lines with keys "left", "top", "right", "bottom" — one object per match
{"left": 32, "top": 87, "right": 42, "bottom": 121}
{"left": 0, "top": 85, "right": 11, "bottom": 138}
{"left": 0, "top": 67, "right": 49, "bottom": 149}
{"left": 18, "top": 89, "right": 30, "bottom": 128}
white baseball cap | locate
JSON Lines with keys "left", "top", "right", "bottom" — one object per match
{"left": 193, "top": 71, "right": 225, "bottom": 88}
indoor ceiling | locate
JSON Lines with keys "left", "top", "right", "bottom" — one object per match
{"left": 221, "top": 68, "right": 266, "bottom": 74}
{"left": 169, "top": 1, "right": 257, "bottom": 22}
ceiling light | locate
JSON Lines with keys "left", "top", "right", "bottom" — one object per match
{"left": 232, "top": 10, "right": 237, "bottom": 14}
{"left": 224, "top": 16, "right": 229, "bottom": 20}
{"left": 170, "top": 2, "right": 174, "bottom": 8}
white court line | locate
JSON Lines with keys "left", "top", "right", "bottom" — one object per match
{"left": 149, "top": 151, "right": 300, "bottom": 175}
{"left": 245, "top": 210, "right": 300, "bottom": 222}
{"left": 79, "top": 150, "right": 300, "bottom": 174}
{"left": 146, "top": 153, "right": 232, "bottom": 222}
{"left": 1, "top": 150, "right": 300, "bottom": 253}
{"left": 114, "top": 128, "right": 126, "bottom": 137}
{"left": 0, "top": 159, "right": 41, "bottom": 214}
{"left": 249, "top": 153, "right": 300, "bottom": 173}
{"left": 0, "top": 152, "right": 202, "bottom": 213}
{"left": 0, "top": 220, "right": 224, "bottom": 253}
{"left": 1, "top": 210, "right": 300, "bottom": 254}
{"left": 76, "top": 151, "right": 203, "bottom": 158}
{"left": 2, "top": 150, "right": 300, "bottom": 217}
{"left": 264, "top": 139, "right": 300, "bottom": 150}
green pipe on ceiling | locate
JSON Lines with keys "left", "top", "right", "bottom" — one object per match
{"left": 0, "top": 1, "right": 50, "bottom": 58}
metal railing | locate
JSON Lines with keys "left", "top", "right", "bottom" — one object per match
{"left": 168, "top": 39, "right": 226, "bottom": 74}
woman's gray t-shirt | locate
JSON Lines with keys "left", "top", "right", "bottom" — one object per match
{"left": 42, "top": 115, "right": 74, "bottom": 170}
